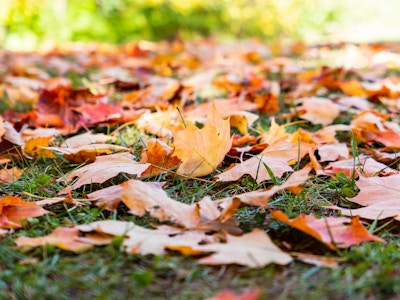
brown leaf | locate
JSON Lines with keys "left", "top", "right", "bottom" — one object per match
{"left": 46, "top": 144, "right": 130, "bottom": 164}
{"left": 296, "top": 97, "right": 340, "bottom": 126}
{"left": 121, "top": 179, "right": 201, "bottom": 228}
{"left": 346, "top": 174, "right": 400, "bottom": 206}
{"left": 0, "top": 167, "right": 23, "bottom": 183}
{"left": 61, "top": 132, "right": 115, "bottom": 148}
{"left": 194, "top": 229, "right": 293, "bottom": 267}
{"left": 216, "top": 141, "right": 313, "bottom": 184}
{"left": 271, "top": 211, "right": 383, "bottom": 249}
{"left": 139, "top": 139, "right": 180, "bottom": 177}
{"left": 218, "top": 164, "right": 311, "bottom": 207}
{"left": 174, "top": 103, "right": 232, "bottom": 177}
{"left": 0, "top": 196, "right": 51, "bottom": 228}
{"left": 15, "top": 227, "right": 93, "bottom": 253}
{"left": 316, "top": 143, "right": 349, "bottom": 162}
{"left": 58, "top": 152, "right": 150, "bottom": 193}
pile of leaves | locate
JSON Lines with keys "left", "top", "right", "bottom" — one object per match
{"left": 2, "top": 39, "right": 400, "bottom": 277}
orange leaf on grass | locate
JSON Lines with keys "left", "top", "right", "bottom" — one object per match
{"left": 121, "top": 180, "right": 242, "bottom": 234}
{"left": 271, "top": 211, "right": 383, "bottom": 249}
{"left": 351, "top": 110, "right": 400, "bottom": 149}
{"left": 296, "top": 97, "right": 340, "bottom": 126}
{"left": 139, "top": 139, "right": 181, "bottom": 177}
{"left": 216, "top": 141, "right": 313, "bottom": 184}
{"left": 194, "top": 229, "right": 292, "bottom": 268}
{"left": 0, "top": 196, "right": 51, "bottom": 228}
{"left": 15, "top": 227, "right": 93, "bottom": 253}
{"left": 46, "top": 143, "right": 130, "bottom": 164}
{"left": 58, "top": 152, "right": 150, "bottom": 194}
{"left": 174, "top": 103, "right": 232, "bottom": 177}
{"left": 23, "top": 136, "right": 56, "bottom": 158}
{"left": 0, "top": 167, "right": 23, "bottom": 183}
{"left": 329, "top": 200, "right": 400, "bottom": 222}
{"left": 217, "top": 164, "right": 312, "bottom": 207}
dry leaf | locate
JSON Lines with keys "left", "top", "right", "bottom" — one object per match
{"left": 174, "top": 103, "right": 232, "bottom": 177}
{"left": 272, "top": 211, "right": 383, "bottom": 249}
{"left": 217, "top": 164, "right": 311, "bottom": 207}
{"left": 216, "top": 141, "right": 313, "bottom": 184}
{"left": 0, "top": 196, "right": 51, "bottom": 228}
{"left": 0, "top": 167, "right": 24, "bottom": 183}
{"left": 296, "top": 97, "right": 340, "bottom": 126}
{"left": 15, "top": 227, "right": 93, "bottom": 253}
{"left": 139, "top": 139, "right": 180, "bottom": 177}
{"left": 58, "top": 152, "right": 150, "bottom": 193}
{"left": 194, "top": 229, "right": 293, "bottom": 267}
{"left": 46, "top": 144, "right": 130, "bottom": 164}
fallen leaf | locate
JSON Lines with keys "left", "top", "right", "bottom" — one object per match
{"left": 345, "top": 174, "right": 400, "bottom": 206}
{"left": 216, "top": 141, "right": 313, "bottom": 184}
{"left": 271, "top": 211, "right": 383, "bottom": 249}
{"left": 351, "top": 110, "right": 400, "bottom": 149}
{"left": 58, "top": 152, "right": 150, "bottom": 193}
{"left": 139, "top": 139, "right": 180, "bottom": 177}
{"left": 61, "top": 132, "right": 116, "bottom": 148}
{"left": 174, "top": 103, "right": 232, "bottom": 177}
{"left": 15, "top": 227, "right": 93, "bottom": 253}
{"left": 0, "top": 167, "right": 24, "bottom": 183}
{"left": 0, "top": 196, "right": 51, "bottom": 228}
{"left": 23, "top": 136, "right": 56, "bottom": 158}
{"left": 195, "top": 229, "right": 293, "bottom": 267}
{"left": 217, "top": 164, "right": 311, "bottom": 207}
{"left": 329, "top": 198, "right": 400, "bottom": 222}
{"left": 121, "top": 179, "right": 201, "bottom": 228}
{"left": 46, "top": 144, "right": 130, "bottom": 164}
{"left": 296, "top": 97, "right": 340, "bottom": 126}
{"left": 316, "top": 143, "right": 349, "bottom": 162}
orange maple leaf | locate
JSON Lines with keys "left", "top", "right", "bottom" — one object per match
{"left": 0, "top": 196, "right": 51, "bottom": 228}
{"left": 272, "top": 211, "right": 383, "bottom": 249}
{"left": 174, "top": 103, "right": 232, "bottom": 177}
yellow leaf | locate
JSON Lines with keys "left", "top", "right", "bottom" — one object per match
{"left": 174, "top": 103, "right": 232, "bottom": 177}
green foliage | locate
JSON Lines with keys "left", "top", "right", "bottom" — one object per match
{"left": 1, "top": 0, "right": 344, "bottom": 49}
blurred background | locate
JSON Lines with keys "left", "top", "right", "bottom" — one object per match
{"left": 1, "top": 0, "right": 400, "bottom": 50}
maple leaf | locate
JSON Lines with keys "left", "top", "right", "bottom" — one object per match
{"left": 77, "top": 220, "right": 214, "bottom": 256}
{"left": 271, "top": 211, "right": 383, "bottom": 249}
{"left": 139, "top": 138, "right": 181, "bottom": 177}
{"left": 345, "top": 174, "right": 400, "bottom": 206}
{"left": 61, "top": 132, "right": 116, "bottom": 148}
{"left": 121, "top": 179, "right": 241, "bottom": 233}
{"left": 217, "top": 164, "right": 311, "bottom": 207}
{"left": 296, "top": 97, "right": 340, "bottom": 126}
{"left": 324, "top": 156, "right": 398, "bottom": 178}
{"left": 316, "top": 143, "right": 349, "bottom": 162}
{"left": 0, "top": 196, "right": 51, "bottom": 228}
{"left": 351, "top": 110, "right": 400, "bottom": 149}
{"left": 329, "top": 200, "right": 400, "bottom": 222}
{"left": 121, "top": 179, "right": 201, "bottom": 228}
{"left": 15, "top": 227, "right": 93, "bottom": 253}
{"left": 46, "top": 144, "right": 131, "bottom": 164}
{"left": 174, "top": 103, "right": 232, "bottom": 177}
{"left": 23, "top": 136, "right": 56, "bottom": 158}
{"left": 216, "top": 141, "right": 313, "bottom": 184}
{"left": 58, "top": 152, "right": 150, "bottom": 194}
{"left": 0, "top": 167, "right": 23, "bottom": 183}
{"left": 192, "top": 229, "right": 292, "bottom": 268}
